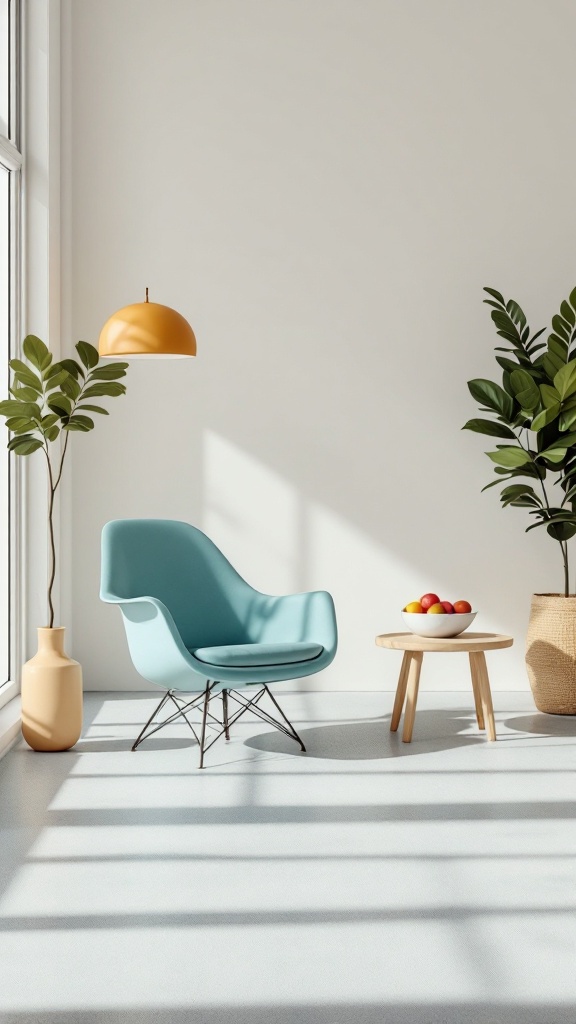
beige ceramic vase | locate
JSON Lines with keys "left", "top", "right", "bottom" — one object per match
{"left": 526, "top": 594, "right": 576, "bottom": 714}
{"left": 21, "top": 627, "right": 83, "bottom": 751}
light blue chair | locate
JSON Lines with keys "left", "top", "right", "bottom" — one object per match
{"left": 100, "top": 519, "right": 338, "bottom": 767}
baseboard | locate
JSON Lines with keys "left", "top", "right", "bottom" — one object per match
{"left": 0, "top": 695, "right": 21, "bottom": 761}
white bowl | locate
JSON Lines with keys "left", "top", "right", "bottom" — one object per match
{"left": 402, "top": 611, "right": 477, "bottom": 639}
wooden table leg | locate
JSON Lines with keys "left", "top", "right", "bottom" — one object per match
{"left": 468, "top": 653, "right": 485, "bottom": 731}
{"left": 469, "top": 651, "right": 496, "bottom": 741}
{"left": 390, "top": 651, "right": 412, "bottom": 732}
{"left": 402, "top": 651, "right": 423, "bottom": 743}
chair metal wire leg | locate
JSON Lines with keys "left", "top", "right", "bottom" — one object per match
{"left": 263, "top": 685, "right": 306, "bottom": 751}
{"left": 198, "top": 681, "right": 212, "bottom": 769}
{"left": 225, "top": 686, "right": 306, "bottom": 754}
{"left": 222, "top": 688, "right": 230, "bottom": 740}
{"left": 131, "top": 691, "right": 172, "bottom": 751}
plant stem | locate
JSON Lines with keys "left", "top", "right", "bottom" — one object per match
{"left": 53, "top": 430, "right": 70, "bottom": 491}
{"left": 517, "top": 431, "right": 573, "bottom": 595}
{"left": 43, "top": 447, "right": 57, "bottom": 628}
{"left": 41, "top": 382, "right": 80, "bottom": 625}
{"left": 562, "top": 541, "right": 570, "bottom": 597}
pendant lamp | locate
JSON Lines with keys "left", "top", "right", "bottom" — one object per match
{"left": 98, "top": 289, "right": 197, "bottom": 358}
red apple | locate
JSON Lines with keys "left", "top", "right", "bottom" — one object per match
{"left": 441, "top": 601, "right": 455, "bottom": 614}
{"left": 453, "top": 600, "right": 472, "bottom": 614}
{"left": 420, "top": 593, "right": 440, "bottom": 611}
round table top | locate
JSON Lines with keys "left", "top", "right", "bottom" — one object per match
{"left": 375, "top": 631, "right": 514, "bottom": 653}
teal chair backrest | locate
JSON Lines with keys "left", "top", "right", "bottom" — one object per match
{"left": 101, "top": 519, "right": 256, "bottom": 651}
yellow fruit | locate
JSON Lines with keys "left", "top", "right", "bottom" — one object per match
{"left": 404, "top": 601, "right": 423, "bottom": 613}
{"left": 427, "top": 603, "right": 445, "bottom": 614}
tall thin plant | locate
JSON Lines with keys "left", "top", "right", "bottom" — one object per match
{"left": 0, "top": 336, "right": 128, "bottom": 625}
{"left": 463, "top": 286, "right": 576, "bottom": 597}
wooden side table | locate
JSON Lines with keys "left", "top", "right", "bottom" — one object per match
{"left": 375, "top": 632, "right": 513, "bottom": 743}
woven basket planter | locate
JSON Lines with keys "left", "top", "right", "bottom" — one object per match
{"left": 526, "top": 594, "right": 576, "bottom": 714}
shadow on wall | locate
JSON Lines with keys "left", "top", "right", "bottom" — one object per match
{"left": 201, "top": 428, "right": 528, "bottom": 690}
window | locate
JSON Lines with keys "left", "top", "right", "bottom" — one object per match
{"left": 0, "top": 0, "right": 21, "bottom": 692}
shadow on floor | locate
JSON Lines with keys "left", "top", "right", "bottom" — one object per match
{"left": 503, "top": 711, "right": 576, "bottom": 736}
{"left": 246, "top": 708, "right": 495, "bottom": 760}
{"left": 0, "top": 1002, "right": 574, "bottom": 1024}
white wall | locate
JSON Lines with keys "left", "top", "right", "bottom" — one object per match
{"left": 62, "top": 0, "right": 576, "bottom": 692}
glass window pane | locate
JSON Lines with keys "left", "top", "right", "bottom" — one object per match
{"left": 0, "top": 0, "right": 8, "bottom": 138}
{"left": 0, "top": 164, "right": 9, "bottom": 684}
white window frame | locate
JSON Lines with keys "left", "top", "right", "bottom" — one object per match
{"left": 0, "top": 0, "right": 64, "bottom": 727}
{"left": 0, "top": 0, "right": 22, "bottom": 711}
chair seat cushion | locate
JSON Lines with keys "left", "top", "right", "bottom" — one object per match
{"left": 192, "top": 641, "right": 324, "bottom": 668}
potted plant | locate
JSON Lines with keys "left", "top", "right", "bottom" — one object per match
{"left": 463, "top": 286, "right": 576, "bottom": 713}
{"left": 0, "top": 335, "right": 128, "bottom": 749}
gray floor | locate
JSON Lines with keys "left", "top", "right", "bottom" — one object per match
{"left": 1, "top": 689, "right": 576, "bottom": 1024}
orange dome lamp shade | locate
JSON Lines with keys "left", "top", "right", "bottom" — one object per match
{"left": 98, "top": 289, "right": 197, "bottom": 359}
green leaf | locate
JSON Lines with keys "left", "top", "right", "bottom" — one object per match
{"left": 76, "top": 341, "right": 99, "bottom": 370}
{"left": 468, "top": 379, "right": 514, "bottom": 421}
{"left": 47, "top": 394, "right": 72, "bottom": 417}
{"left": 491, "top": 309, "right": 519, "bottom": 337}
{"left": 561, "top": 301, "right": 576, "bottom": 328}
{"left": 531, "top": 404, "right": 561, "bottom": 431}
{"left": 9, "top": 360, "right": 42, "bottom": 392}
{"left": 63, "top": 414, "right": 94, "bottom": 432}
{"left": 22, "top": 335, "right": 52, "bottom": 371}
{"left": 527, "top": 327, "right": 547, "bottom": 347}
{"left": 506, "top": 299, "right": 527, "bottom": 329}
{"left": 44, "top": 369, "right": 70, "bottom": 391}
{"left": 509, "top": 369, "right": 540, "bottom": 410}
{"left": 0, "top": 399, "right": 28, "bottom": 417}
{"left": 484, "top": 287, "right": 505, "bottom": 304}
{"left": 554, "top": 362, "right": 576, "bottom": 400}
{"left": 481, "top": 476, "right": 512, "bottom": 492}
{"left": 500, "top": 483, "right": 542, "bottom": 506}
{"left": 569, "top": 286, "right": 576, "bottom": 312}
{"left": 76, "top": 403, "right": 109, "bottom": 415}
{"left": 43, "top": 362, "right": 65, "bottom": 380}
{"left": 562, "top": 484, "right": 576, "bottom": 504}
{"left": 561, "top": 463, "right": 576, "bottom": 483}
{"left": 44, "top": 425, "right": 60, "bottom": 442}
{"left": 549, "top": 335, "right": 569, "bottom": 361}
{"left": 538, "top": 447, "right": 569, "bottom": 464}
{"left": 555, "top": 431, "right": 576, "bottom": 447}
{"left": 463, "top": 418, "right": 517, "bottom": 439}
{"left": 486, "top": 447, "right": 531, "bottom": 468}
{"left": 4, "top": 417, "right": 37, "bottom": 434}
{"left": 496, "top": 356, "right": 521, "bottom": 374}
{"left": 559, "top": 407, "right": 576, "bottom": 432}
{"left": 59, "top": 358, "right": 85, "bottom": 379}
{"left": 8, "top": 437, "right": 43, "bottom": 455}
{"left": 542, "top": 351, "right": 565, "bottom": 380}
{"left": 540, "top": 384, "right": 561, "bottom": 409}
{"left": 60, "top": 375, "right": 82, "bottom": 400}
{"left": 496, "top": 331, "right": 523, "bottom": 345}
{"left": 80, "top": 382, "right": 126, "bottom": 400}
{"left": 552, "top": 315, "right": 571, "bottom": 342}
{"left": 548, "top": 521, "right": 576, "bottom": 541}
{"left": 87, "top": 366, "right": 127, "bottom": 381}
{"left": 510, "top": 496, "right": 542, "bottom": 508}
{"left": 0, "top": 400, "right": 41, "bottom": 420}
{"left": 41, "top": 414, "right": 60, "bottom": 428}
{"left": 10, "top": 385, "right": 40, "bottom": 402}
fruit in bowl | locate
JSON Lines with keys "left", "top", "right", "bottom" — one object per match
{"left": 401, "top": 593, "right": 476, "bottom": 638}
